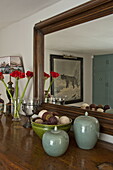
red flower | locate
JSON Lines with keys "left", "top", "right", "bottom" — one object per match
{"left": 10, "top": 71, "right": 25, "bottom": 79}
{"left": 50, "top": 71, "right": 60, "bottom": 78}
{"left": 26, "top": 71, "right": 33, "bottom": 78}
{"left": 0, "top": 72, "right": 4, "bottom": 80}
{"left": 44, "top": 72, "right": 50, "bottom": 79}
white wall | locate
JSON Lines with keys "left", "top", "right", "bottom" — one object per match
{"left": 0, "top": 0, "right": 112, "bottom": 143}
{"left": 0, "top": 0, "right": 89, "bottom": 103}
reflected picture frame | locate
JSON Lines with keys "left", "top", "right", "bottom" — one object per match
{"left": 50, "top": 54, "right": 83, "bottom": 104}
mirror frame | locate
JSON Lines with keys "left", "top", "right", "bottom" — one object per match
{"left": 33, "top": 0, "right": 113, "bottom": 135}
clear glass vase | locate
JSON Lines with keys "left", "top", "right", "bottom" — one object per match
{"left": 12, "top": 99, "right": 21, "bottom": 122}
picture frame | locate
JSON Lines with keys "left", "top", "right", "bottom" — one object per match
{"left": 0, "top": 56, "right": 24, "bottom": 74}
{"left": 50, "top": 54, "right": 83, "bottom": 104}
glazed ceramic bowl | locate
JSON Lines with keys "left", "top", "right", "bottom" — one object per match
{"left": 31, "top": 118, "right": 72, "bottom": 139}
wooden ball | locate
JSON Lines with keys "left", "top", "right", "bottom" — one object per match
{"left": 59, "top": 116, "right": 70, "bottom": 124}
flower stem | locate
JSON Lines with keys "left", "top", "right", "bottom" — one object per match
{"left": 17, "top": 78, "right": 30, "bottom": 111}
{"left": 15, "top": 78, "right": 19, "bottom": 110}
{"left": 44, "top": 79, "right": 46, "bottom": 89}
{"left": 45, "top": 79, "right": 54, "bottom": 98}
{"left": 21, "top": 78, "right": 30, "bottom": 99}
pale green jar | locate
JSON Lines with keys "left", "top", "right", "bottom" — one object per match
{"left": 73, "top": 112, "right": 100, "bottom": 149}
{"left": 42, "top": 126, "right": 69, "bottom": 157}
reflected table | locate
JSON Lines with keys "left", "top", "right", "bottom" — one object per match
{"left": 0, "top": 114, "right": 113, "bottom": 170}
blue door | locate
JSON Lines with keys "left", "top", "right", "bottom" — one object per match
{"left": 93, "top": 54, "right": 113, "bottom": 107}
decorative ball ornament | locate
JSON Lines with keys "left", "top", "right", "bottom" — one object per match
{"left": 38, "top": 110, "right": 47, "bottom": 118}
{"left": 35, "top": 118, "right": 43, "bottom": 124}
{"left": 81, "top": 103, "right": 89, "bottom": 109}
{"left": 59, "top": 116, "right": 70, "bottom": 124}
{"left": 90, "top": 104, "right": 96, "bottom": 111}
{"left": 96, "top": 108, "right": 104, "bottom": 112}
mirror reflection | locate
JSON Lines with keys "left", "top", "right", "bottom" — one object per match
{"left": 44, "top": 14, "right": 113, "bottom": 109}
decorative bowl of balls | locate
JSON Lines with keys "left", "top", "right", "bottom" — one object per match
{"left": 31, "top": 110, "right": 72, "bottom": 139}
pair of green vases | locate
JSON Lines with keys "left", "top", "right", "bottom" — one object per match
{"left": 42, "top": 112, "right": 100, "bottom": 157}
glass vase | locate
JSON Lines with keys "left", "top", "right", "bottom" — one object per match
{"left": 12, "top": 99, "right": 21, "bottom": 122}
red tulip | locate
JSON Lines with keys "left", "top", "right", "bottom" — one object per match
{"left": 26, "top": 71, "right": 33, "bottom": 78}
{"left": 44, "top": 71, "right": 60, "bottom": 98}
{"left": 10, "top": 70, "right": 25, "bottom": 79}
{"left": 0, "top": 72, "right": 4, "bottom": 80}
{"left": 44, "top": 72, "right": 50, "bottom": 79}
{"left": 50, "top": 71, "right": 60, "bottom": 78}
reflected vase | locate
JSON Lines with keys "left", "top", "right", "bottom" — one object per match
{"left": 44, "top": 91, "right": 51, "bottom": 103}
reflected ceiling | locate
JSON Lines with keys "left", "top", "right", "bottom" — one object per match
{"left": 45, "top": 14, "right": 113, "bottom": 55}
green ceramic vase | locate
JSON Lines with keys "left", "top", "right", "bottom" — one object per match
{"left": 42, "top": 126, "right": 69, "bottom": 157}
{"left": 73, "top": 112, "right": 100, "bottom": 149}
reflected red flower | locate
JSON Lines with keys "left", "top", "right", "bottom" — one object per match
{"left": 50, "top": 71, "right": 60, "bottom": 78}
{"left": 44, "top": 72, "right": 50, "bottom": 79}
{"left": 44, "top": 71, "right": 60, "bottom": 98}
{"left": 0, "top": 72, "right": 4, "bottom": 80}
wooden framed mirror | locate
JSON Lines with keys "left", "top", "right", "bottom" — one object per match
{"left": 33, "top": 0, "right": 113, "bottom": 135}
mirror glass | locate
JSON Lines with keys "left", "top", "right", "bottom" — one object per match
{"left": 44, "top": 14, "right": 113, "bottom": 107}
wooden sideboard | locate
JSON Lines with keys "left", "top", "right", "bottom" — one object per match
{"left": 0, "top": 114, "right": 113, "bottom": 170}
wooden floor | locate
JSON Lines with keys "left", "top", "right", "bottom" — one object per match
{"left": 0, "top": 114, "right": 113, "bottom": 170}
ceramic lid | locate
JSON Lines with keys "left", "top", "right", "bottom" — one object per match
{"left": 50, "top": 126, "right": 62, "bottom": 134}
{"left": 75, "top": 112, "right": 98, "bottom": 125}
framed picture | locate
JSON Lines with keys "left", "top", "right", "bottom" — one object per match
{"left": 0, "top": 56, "right": 24, "bottom": 74}
{"left": 50, "top": 54, "right": 83, "bottom": 104}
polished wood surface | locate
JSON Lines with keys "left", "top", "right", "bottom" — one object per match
{"left": 1, "top": 114, "right": 113, "bottom": 170}
{"left": 33, "top": 0, "right": 113, "bottom": 136}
